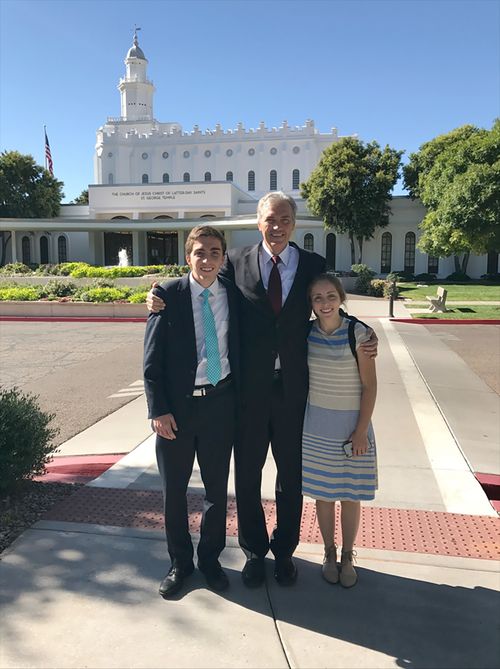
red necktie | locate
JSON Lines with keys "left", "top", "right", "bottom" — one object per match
{"left": 268, "top": 255, "right": 282, "bottom": 315}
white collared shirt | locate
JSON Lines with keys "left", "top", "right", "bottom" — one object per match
{"left": 189, "top": 274, "right": 231, "bottom": 386}
{"left": 259, "top": 242, "right": 299, "bottom": 306}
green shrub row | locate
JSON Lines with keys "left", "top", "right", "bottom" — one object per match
{"left": 0, "top": 262, "right": 189, "bottom": 278}
{"left": 0, "top": 282, "right": 151, "bottom": 303}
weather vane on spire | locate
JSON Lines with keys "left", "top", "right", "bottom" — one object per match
{"left": 133, "top": 25, "right": 141, "bottom": 45}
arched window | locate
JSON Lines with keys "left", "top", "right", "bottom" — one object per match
{"left": 248, "top": 170, "right": 255, "bottom": 191}
{"left": 111, "top": 216, "right": 130, "bottom": 220}
{"left": 380, "top": 232, "right": 392, "bottom": 273}
{"left": 428, "top": 255, "right": 439, "bottom": 274}
{"left": 58, "top": 236, "right": 67, "bottom": 263}
{"left": 183, "top": 172, "right": 190, "bottom": 182}
{"left": 22, "top": 236, "right": 30, "bottom": 265}
{"left": 326, "top": 233, "right": 336, "bottom": 270}
{"left": 292, "top": 169, "right": 300, "bottom": 190}
{"left": 40, "top": 235, "right": 49, "bottom": 264}
{"left": 204, "top": 172, "right": 212, "bottom": 182}
{"left": 108, "top": 173, "right": 114, "bottom": 185}
{"left": 200, "top": 214, "right": 216, "bottom": 219}
{"left": 226, "top": 171, "right": 233, "bottom": 182}
{"left": 303, "top": 233, "right": 314, "bottom": 252}
{"left": 404, "top": 232, "right": 416, "bottom": 274}
{"left": 162, "top": 173, "right": 169, "bottom": 183}
{"left": 270, "top": 170, "right": 277, "bottom": 191}
{"left": 142, "top": 174, "right": 149, "bottom": 184}
{"left": 154, "top": 215, "right": 174, "bottom": 220}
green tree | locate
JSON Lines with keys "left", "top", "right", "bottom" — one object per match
{"left": 0, "top": 151, "right": 64, "bottom": 265}
{"left": 301, "top": 137, "right": 402, "bottom": 264}
{"left": 71, "top": 189, "right": 89, "bottom": 205}
{"left": 403, "top": 120, "right": 500, "bottom": 274}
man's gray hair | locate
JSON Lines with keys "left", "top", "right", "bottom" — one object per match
{"left": 257, "top": 191, "right": 297, "bottom": 222}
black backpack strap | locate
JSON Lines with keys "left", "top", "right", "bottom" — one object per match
{"left": 339, "top": 308, "right": 370, "bottom": 366}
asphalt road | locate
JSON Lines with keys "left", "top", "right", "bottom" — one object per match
{"left": 0, "top": 320, "right": 147, "bottom": 446}
{"left": 422, "top": 324, "right": 500, "bottom": 395}
{"left": 1, "top": 319, "right": 498, "bottom": 450}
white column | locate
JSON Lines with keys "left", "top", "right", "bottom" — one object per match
{"left": 132, "top": 231, "right": 140, "bottom": 266}
{"left": 177, "top": 230, "right": 185, "bottom": 266}
{"left": 11, "top": 230, "right": 17, "bottom": 263}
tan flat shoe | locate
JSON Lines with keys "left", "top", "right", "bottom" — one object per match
{"left": 340, "top": 550, "right": 358, "bottom": 588}
{"left": 322, "top": 545, "right": 339, "bottom": 584}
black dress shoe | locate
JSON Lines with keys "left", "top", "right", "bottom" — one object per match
{"left": 274, "top": 557, "right": 297, "bottom": 586}
{"left": 199, "top": 563, "right": 229, "bottom": 591}
{"left": 159, "top": 563, "right": 194, "bottom": 598}
{"left": 241, "top": 557, "right": 266, "bottom": 588}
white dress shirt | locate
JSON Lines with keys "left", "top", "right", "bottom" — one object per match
{"left": 189, "top": 274, "right": 230, "bottom": 386}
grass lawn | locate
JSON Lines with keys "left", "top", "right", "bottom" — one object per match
{"left": 399, "top": 283, "right": 500, "bottom": 301}
{"left": 413, "top": 306, "right": 500, "bottom": 320}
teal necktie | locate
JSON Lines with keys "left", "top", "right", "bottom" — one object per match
{"left": 201, "top": 288, "right": 222, "bottom": 386}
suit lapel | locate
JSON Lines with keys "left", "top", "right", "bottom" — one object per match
{"left": 238, "top": 243, "right": 274, "bottom": 316}
{"left": 177, "top": 275, "right": 197, "bottom": 365}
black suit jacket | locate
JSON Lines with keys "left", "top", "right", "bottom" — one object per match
{"left": 220, "top": 241, "right": 325, "bottom": 407}
{"left": 143, "top": 274, "right": 240, "bottom": 427}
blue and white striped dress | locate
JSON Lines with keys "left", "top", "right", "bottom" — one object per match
{"left": 302, "top": 317, "right": 378, "bottom": 502}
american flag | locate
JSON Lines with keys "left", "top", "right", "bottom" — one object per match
{"left": 44, "top": 127, "right": 53, "bottom": 175}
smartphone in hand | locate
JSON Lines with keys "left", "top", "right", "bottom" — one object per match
{"left": 342, "top": 440, "right": 353, "bottom": 458}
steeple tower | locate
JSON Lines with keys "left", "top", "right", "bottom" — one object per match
{"left": 118, "top": 28, "right": 155, "bottom": 121}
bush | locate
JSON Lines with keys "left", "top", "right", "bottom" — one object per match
{"left": 414, "top": 273, "right": 437, "bottom": 282}
{"left": 56, "top": 262, "right": 89, "bottom": 276}
{"left": 0, "top": 262, "right": 32, "bottom": 275}
{"left": 161, "top": 264, "right": 190, "bottom": 277}
{"left": 445, "top": 271, "right": 471, "bottom": 281}
{"left": 391, "top": 270, "right": 415, "bottom": 281}
{"left": 78, "top": 287, "right": 132, "bottom": 302}
{"left": 351, "top": 264, "right": 376, "bottom": 294}
{"left": 69, "top": 265, "right": 165, "bottom": 278}
{"left": 0, "top": 387, "right": 59, "bottom": 496}
{"left": 90, "top": 278, "right": 116, "bottom": 288}
{"left": 33, "top": 264, "right": 60, "bottom": 275}
{"left": 128, "top": 291, "right": 147, "bottom": 303}
{"left": 367, "top": 279, "right": 386, "bottom": 297}
{"left": 39, "top": 279, "right": 78, "bottom": 299}
{"left": 480, "top": 272, "right": 500, "bottom": 282}
{"left": 0, "top": 286, "right": 42, "bottom": 301}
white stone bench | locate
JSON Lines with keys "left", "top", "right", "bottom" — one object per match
{"left": 426, "top": 286, "right": 448, "bottom": 312}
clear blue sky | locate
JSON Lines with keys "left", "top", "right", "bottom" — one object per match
{"left": 1, "top": 0, "right": 498, "bottom": 203}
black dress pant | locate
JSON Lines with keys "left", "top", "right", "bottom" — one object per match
{"left": 234, "top": 376, "right": 306, "bottom": 560}
{"left": 155, "top": 383, "right": 235, "bottom": 569}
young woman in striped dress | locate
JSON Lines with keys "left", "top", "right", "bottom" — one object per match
{"left": 302, "top": 274, "right": 378, "bottom": 588}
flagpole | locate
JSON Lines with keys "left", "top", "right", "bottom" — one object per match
{"left": 44, "top": 125, "right": 47, "bottom": 171}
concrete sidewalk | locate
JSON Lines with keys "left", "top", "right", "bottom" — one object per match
{"left": 1, "top": 298, "right": 499, "bottom": 669}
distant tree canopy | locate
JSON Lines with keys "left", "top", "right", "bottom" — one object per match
{"left": 403, "top": 120, "right": 500, "bottom": 274}
{"left": 301, "top": 137, "right": 402, "bottom": 264}
{"left": 71, "top": 189, "right": 89, "bottom": 205}
{"left": 0, "top": 151, "right": 64, "bottom": 266}
{"left": 0, "top": 151, "right": 64, "bottom": 218}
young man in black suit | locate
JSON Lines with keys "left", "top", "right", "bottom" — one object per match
{"left": 144, "top": 225, "right": 239, "bottom": 598}
{"left": 147, "top": 193, "right": 376, "bottom": 588}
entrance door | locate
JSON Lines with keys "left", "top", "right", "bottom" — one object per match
{"left": 147, "top": 232, "right": 178, "bottom": 265}
{"left": 104, "top": 232, "right": 133, "bottom": 266}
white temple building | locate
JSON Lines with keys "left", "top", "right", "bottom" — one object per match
{"left": 1, "top": 31, "right": 496, "bottom": 278}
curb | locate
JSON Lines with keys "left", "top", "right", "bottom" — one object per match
{"left": 391, "top": 318, "right": 500, "bottom": 325}
{"left": 0, "top": 316, "right": 147, "bottom": 323}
